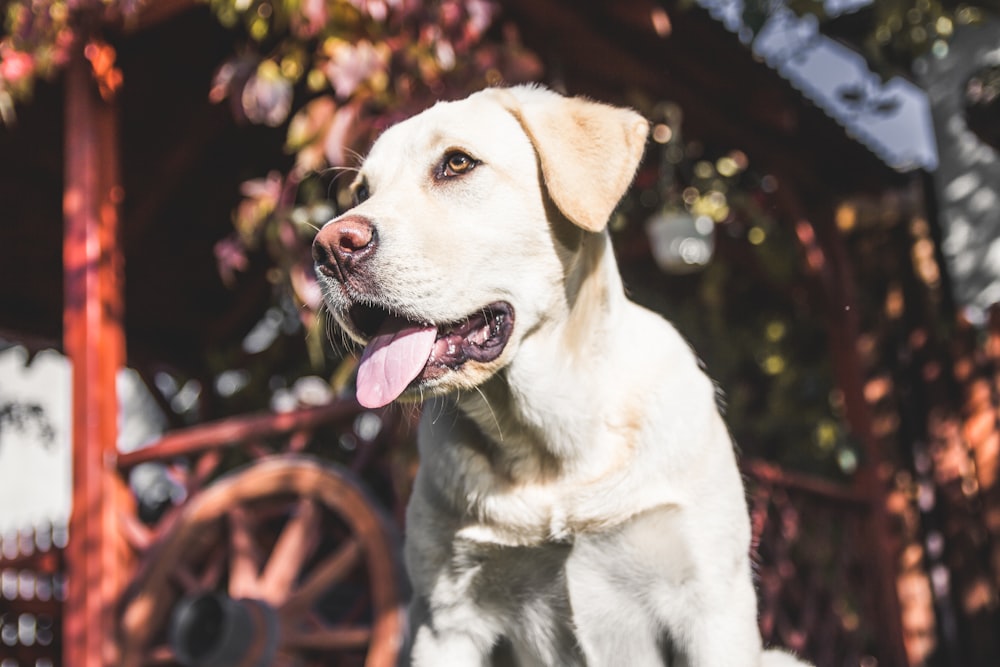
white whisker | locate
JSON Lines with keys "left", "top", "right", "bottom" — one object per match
{"left": 431, "top": 396, "right": 444, "bottom": 424}
{"left": 473, "top": 385, "right": 503, "bottom": 443}
{"left": 344, "top": 146, "right": 366, "bottom": 167}
{"left": 319, "top": 165, "right": 361, "bottom": 177}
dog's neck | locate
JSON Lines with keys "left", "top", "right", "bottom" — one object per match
{"left": 451, "top": 231, "right": 631, "bottom": 484}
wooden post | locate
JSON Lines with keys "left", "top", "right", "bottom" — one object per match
{"left": 62, "top": 42, "right": 130, "bottom": 667}
{"left": 780, "top": 182, "right": 911, "bottom": 664}
{"left": 819, "top": 214, "right": 911, "bottom": 666}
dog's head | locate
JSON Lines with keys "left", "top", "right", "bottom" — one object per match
{"left": 313, "top": 86, "right": 649, "bottom": 408}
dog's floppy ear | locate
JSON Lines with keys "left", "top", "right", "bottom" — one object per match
{"left": 496, "top": 86, "right": 650, "bottom": 232}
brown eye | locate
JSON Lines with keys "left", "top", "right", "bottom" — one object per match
{"left": 352, "top": 181, "right": 370, "bottom": 207}
{"left": 441, "top": 151, "right": 478, "bottom": 178}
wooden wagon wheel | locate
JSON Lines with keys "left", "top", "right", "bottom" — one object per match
{"left": 120, "top": 455, "right": 405, "bottom": 667}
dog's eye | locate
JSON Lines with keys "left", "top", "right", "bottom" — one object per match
{"left": 352, "top": 181, "right": 370, "bottom": 207}
{"left": 440, "top": 152, "right": 478, "bottom": 178}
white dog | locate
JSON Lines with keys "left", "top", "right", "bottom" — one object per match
{"left": 313, "top": 85, "right": 810, "bottom": 666}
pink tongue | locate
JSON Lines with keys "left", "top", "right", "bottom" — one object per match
{"left": 356, "top": 317, "right": 437, "bottom": 408}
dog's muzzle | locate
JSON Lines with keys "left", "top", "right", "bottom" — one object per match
{"left": 311, "top": 214, "right": 515, "bottom": 409}
{"left": 312, "top": 214, "right": 377, "bottom": 283}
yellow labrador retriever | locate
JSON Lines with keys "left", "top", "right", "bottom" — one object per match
{"left": 312, "top": 86, "right": 809, "bottom": 666}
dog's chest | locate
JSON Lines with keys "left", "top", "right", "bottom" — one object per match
{"left": 452, "top": 538, "right": 588, "bottom": 665}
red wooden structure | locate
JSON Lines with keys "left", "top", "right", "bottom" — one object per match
{"left": 62, "top": 42, "right": 409, "bottom": 666}
{"left": 62, "top": 42, "right": 131, "bottom": 667}
{"left": 3, "top": 1, "right": 1000, "bottom": 666}
{"left": 6, "top": 9, "right": 411, "bottom": 666}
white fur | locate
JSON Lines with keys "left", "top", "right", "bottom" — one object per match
{"left": 316, "top": 86, "right": 811, "bottom": 666}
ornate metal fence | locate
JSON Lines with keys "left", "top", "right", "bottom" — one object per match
{"left": 2, "top": 429, "right": 915, "bottom": 666}
{"left": 748, "top": 460, "right": 885, "bottom": 664}
{"left": 0, "top": 523, "right": 66, "bottom": 667}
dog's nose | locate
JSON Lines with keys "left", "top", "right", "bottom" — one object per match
{"left": 312, "top": 215, "right": 377, "bottom": 280}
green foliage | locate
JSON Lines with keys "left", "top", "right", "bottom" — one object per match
{"left": 1, "top": 0, "right": 73, "bottom": 122}
{"left": 0, "top": 1, "right": 855, "bottom": 480}
{"left": 0, "top": 0, "right": 541, "bottom": 415}
{"left": 202, "top": 0, "right": 542, "bottom": 398}
{"left": 619, "top": 105, "right": 854, "bottom": 479}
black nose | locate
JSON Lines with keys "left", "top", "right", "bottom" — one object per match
{"left": 312, "top": 215, "right": 377, "bottom": 281}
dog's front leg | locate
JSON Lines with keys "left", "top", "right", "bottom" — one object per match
{"left": 402, "top": 596, "right": 497, "bottom": 667}
{"left": 669, "top": 573, "right": 765, "bottom": 667}
{"left": 408, "top": 623, "right": 492, "bottom": 667}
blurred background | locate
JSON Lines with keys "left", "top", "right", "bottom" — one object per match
{"left": 1, "top": 0, "right": 1000, "bottom": 665}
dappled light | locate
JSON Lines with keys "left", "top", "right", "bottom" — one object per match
{"left": 749, "top": 466, "right": 885, "bottom": 664}
{"left": 3, "top": 1, "right": 1000, "bottom": 666}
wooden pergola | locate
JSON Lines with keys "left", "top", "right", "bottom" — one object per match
{"left": 5, "top": 3, "right": 408, "bottom": 665}
{"left": 4, "top": 1, "right": 1000, "bottom": 665}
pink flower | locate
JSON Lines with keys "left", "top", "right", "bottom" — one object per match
{"left": 240, "top": 171, "right": 283, "bottom": 202}
{"left": 347, "top": 0, "right": 400, "bottom": 22}
{"left": 235, "top": 171, "right": 284, "bottom": 239}
{"left": 324, "top": 102, "right": 361, "bottom": 166}
{"left": 295, "top": 0, "right": 327, "bottom": 38}
{"left": 322, "top": 40, "right": 388, "bottom": 99}
{"left": 214, "top": 236, "right": 250, "bottom": 286}
{"left": 291, "top": 262, "right": 323, "bottom": 312}
{"left": 0, "top": 49, "right": 34, "bottom": 84}
{"left": 466, "top": 0, "right": 497, "bottom": 37}
{"left": 241, "top": 62, "right": 293, "bottom": 127}
{"left": 287, "top": 97, "right": 337, "bottom": 171}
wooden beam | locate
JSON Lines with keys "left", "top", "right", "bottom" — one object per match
{"left": 62, "top": 42, "right": 132, "bottom": 667}
{"left": 116, "top": 399, "right": 362, "bottom": 469}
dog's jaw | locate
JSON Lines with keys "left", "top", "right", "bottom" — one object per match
{"left": 326, "top": 299, "right": 516, "bottom": 408}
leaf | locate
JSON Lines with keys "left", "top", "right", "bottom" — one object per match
{"left": 241, "top": 60, "right": 294, "bottom": 127}
{"left": 0, "top": 90, "right": 16, "bottom": 126}
{"left": 214, "top": 235, "right": 250, "bottom": 286}
{"left": 293, "top": 0, "right": 328, "bottom": 38}
{"left": 0, "top": 48, "right": 35, "bottom": 85}
{"left": 324, "top": 101, "right": 362, "bottom": 167}
{"left": 322, "top": 39, "right": 389, "bottom": 99}
{"left": 234, "top": 172, "right": 283, "bottom": 241}
{"left": 210, "top": 55, "right": 257, "bottom": 105}
{"left": 286, "top": 96, "right": 337, "bottom": 166}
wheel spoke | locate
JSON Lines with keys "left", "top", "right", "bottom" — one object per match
{"left": 171, "top": 564, "right": 200, "bottom": 594}
{"left": 259, "top": 497, "right": 321, "bottom": 605}
{"left": 190, "top": 450, "right": 222, "bottom": 494}
{"left": 121, "top": 459, "right": 403, "bottom": 667}
{"left": 143, "top": 644, "right": 175, "bottom": 665}
{"left": 283, "top": 624, "right": 372, "bottom": 650}
{"left": 119, "top": 510, "right": 154, "bottom": 552}
{"left": 272, "top": 651, "right": 301, "bottom": 667}
{"left": 228, "top": 505, "right": 262, "bottom": 598}
{"left": 168, "top": 541, "right": 226, "bottom": 596}
{"left": 281, "top": 537, "right": 361, "bottom": 615}
{"left": 199, "top": 542, "right": 227, "bottom": 590}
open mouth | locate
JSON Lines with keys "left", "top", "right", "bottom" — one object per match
{"left": 346, "top": 301, "right": 514, "bottom": 408}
